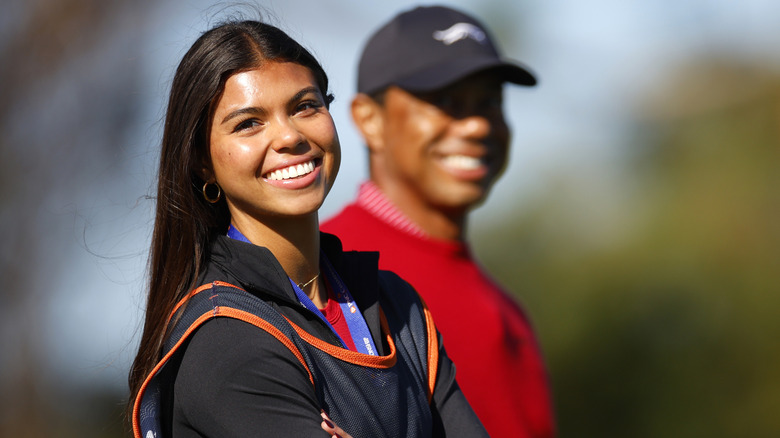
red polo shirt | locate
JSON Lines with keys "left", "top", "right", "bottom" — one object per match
{"left": 322, "top": 182, "right": 555, "bottom": 438}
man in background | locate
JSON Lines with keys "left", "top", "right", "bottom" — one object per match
{"left": 322, "top": 5, "right": 555, "bottom": 437}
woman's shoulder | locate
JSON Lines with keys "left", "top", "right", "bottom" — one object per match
{"left": 374, "top": 269, "right": 431, "bottom": 334}
{"left": 168, "top": 317, "right": 320, "bottom": 435}
{"left": 177, "top": 317, "right": 308, "bottom": 384}
{"left": 377, "top": 269, "right": 420, "bottom": 301}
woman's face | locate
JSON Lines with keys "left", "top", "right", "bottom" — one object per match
{"left": 207, "top": 61, "right": 340, "bottom": 224}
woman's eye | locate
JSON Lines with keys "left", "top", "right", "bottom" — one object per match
{"left": 296, "top": 100, "right": 323, "bottom": 114}
{"left": 234, "top": 119, "right": 260, "bottom": 132}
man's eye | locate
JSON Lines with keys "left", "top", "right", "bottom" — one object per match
{"left": 435, "top": 96, "right": 454, "bottom": 108}
{"left": 484, "top": 97, "right": 502, "bottom": 109}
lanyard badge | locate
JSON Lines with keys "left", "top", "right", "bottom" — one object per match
{"left": 227, "top": 225, "right": 378, "bottom": 355}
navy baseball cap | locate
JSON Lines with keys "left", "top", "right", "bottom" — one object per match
{"left": 357, "top": 5, "right": 537, "bottom": 95}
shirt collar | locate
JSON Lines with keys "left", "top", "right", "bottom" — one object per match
{"left": 356, "top": 181, "right": 427, "bottom": 239}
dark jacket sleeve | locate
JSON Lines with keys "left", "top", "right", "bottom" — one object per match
{"left": 430, "top": 331, "right": 490, "bottom": 438}
{"left": 373, "top": 269, "right": 488, "bottom": 438}
{"left": 170, "top": 317, "right": 329, "bottom": 437}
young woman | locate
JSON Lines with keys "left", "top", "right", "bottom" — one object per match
{"left": 127, "top": 18, "right": 487, "bottom": 438}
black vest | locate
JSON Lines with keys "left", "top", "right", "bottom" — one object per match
{"left": 133, "top": 278, "right": 439, "bottom": 437}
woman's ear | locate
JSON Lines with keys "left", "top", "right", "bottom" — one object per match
{"left": 351, "top": 93, "right": 385, "bottom": 153}
{"left": 194, "top": 150, "right": 215, "bottom": 182}
{"left": 200, "top": 168, "right": 214, "bottom": 183}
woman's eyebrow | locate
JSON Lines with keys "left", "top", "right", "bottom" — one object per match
{"left": 220, "top": 106, "right": 264, "bottom": 125}
{"left": 220, "top": 86, "right": 319, "bottom": 125}
{"left": 288, "top": 87, "right": 319, "bottom": 106}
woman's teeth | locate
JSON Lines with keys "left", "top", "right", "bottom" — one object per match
{"left": 265, "top": 161, "right": 315, "bottom": 181}
{"left": 442, "top": 155, "right": 481, "bottom": 170}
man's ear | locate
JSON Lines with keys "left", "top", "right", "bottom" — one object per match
{"left": 351, "top": 93, "right": 385, "bottom": 153}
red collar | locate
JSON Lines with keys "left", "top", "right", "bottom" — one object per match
{"left": 355, "top": 181, "right": 427, "bottom": 239}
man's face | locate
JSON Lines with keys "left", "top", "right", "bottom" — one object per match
{"left": 378, "top": 71, "right": 510, "bottom": 215}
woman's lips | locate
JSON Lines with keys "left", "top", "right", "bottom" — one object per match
{"left": 264, "top": 160, "right": 316, "bottom": 181}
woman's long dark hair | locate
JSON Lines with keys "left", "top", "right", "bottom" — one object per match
{"left": 127, "top": 19, "right": 332, "bottom": 420}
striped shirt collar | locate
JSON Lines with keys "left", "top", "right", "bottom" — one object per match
{"left": 355, "top": 181, "right": 427, "bottom": 239}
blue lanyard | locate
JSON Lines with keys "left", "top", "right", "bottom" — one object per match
{"left": 226, "top": 224, "right": 378, "bottom": 355}
{"left": 319, "top": 253, "right": 377, "bottom": 356}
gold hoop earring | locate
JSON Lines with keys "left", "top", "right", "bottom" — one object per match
{"left": 202, "top": 181, "right": 222, "bottom": 203}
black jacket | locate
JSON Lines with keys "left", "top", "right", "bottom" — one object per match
{"left": 159, "top": 233, "right": 487, "bottom": 437}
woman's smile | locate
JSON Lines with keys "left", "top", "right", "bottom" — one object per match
{"left": 264, "top": 159, "right": 316, "bottom": 181}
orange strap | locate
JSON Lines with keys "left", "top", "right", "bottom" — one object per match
{"left": 284, "top": 310, "right": 398, "bottom": 368}
{"left": 420, "top": 299, "right": 439, "bottom": 403}
{"left": 132, "top": 283, "right": 313, "bottom": 438}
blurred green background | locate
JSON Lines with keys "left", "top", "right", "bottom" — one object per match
{"left": 477, "top": 60, "right": 780, "bottom": 437}
{"left": 2, "top": 0, "right": 778, "bottom": 437}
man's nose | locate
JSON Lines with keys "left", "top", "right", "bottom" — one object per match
{"left": 451, "top": 114, "right": 491, "bottom": 139}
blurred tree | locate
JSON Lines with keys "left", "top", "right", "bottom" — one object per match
{"left": 1, "top": 0, "right": 150, "bottom": 436}
{"left": 475, "top": 59, "right": 780, "bottom": 437}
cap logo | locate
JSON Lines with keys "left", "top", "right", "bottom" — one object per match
{"left": 432, "top": 23, "right": 486, "bottom": 45}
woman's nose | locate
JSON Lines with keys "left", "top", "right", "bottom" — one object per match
{"left": 269, "top": 118, "right": 306, "bottom": 151}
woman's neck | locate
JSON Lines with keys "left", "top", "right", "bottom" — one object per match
{"left": 230, "top": 212, "right": 326, "bottom": 307}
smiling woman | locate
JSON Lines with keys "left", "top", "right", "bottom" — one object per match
{"left": 206, "top": 63, "right": 341, "bottom": 228}
{"left": 127, "top": 17, "right": 487, "bottom": 438}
